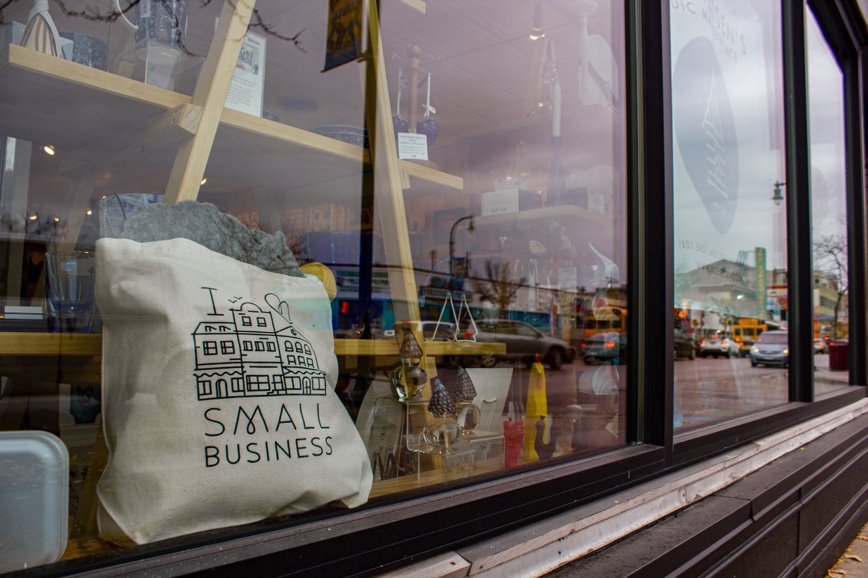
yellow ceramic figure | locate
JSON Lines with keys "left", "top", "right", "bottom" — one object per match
{"left": 523, "top": 357, "right": 548, "bottom": 463}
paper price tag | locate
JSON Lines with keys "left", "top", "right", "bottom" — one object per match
{"left": 398, "top": 133, "right": 429, "bottom": 160}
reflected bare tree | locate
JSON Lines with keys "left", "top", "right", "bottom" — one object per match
{"left": 813, "top": 234, "right": 848, "bottom": 340}
{"left": 474, "top": 259, "right": 526, "bottom": 320}
{"left": 0, "top": 209, "right": 61, "bottom": 238}
{"left": 0, "top": 0, "right": 308, "bottom": 56}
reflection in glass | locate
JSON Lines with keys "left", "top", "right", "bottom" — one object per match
{"left": 397, "top": 1, "right": 628, "bottom": 464}
{"left": 0, "top": 0, "right": 628, "bottom": 564}
{"left": 670, "top": 0, "right": 789, "bottom": 429}
{"left": 806, "top": 8, "right": 850, "bottom": 391}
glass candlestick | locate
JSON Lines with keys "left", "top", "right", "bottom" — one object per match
{"left": 390, "top": 364, "right": 428, "bottom": 402}
{"left": 390, "top": 321, "right": 428, "bottom": 403}
{"left": 422, "top": 417, "right": 462, "bottom": 451}
{"left": 455, "top": 402, "right": 481, "bottom": 435}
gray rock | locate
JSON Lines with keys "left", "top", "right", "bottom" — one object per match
{"left": 120, "top": 201, "right": 303, "bottom": 277}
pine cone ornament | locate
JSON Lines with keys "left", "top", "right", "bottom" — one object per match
{"left": 454, "top": 366, "right": 477, "bottom": 402}
{"left": 428, "top": 377, "right": 456, "bottom": 418}
{"left": 399, "top": 322, "right": 423, "bottom": 362}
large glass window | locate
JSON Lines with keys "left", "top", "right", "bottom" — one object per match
{"left": 806, "top": 7, "right": 851, "bottom": 392}
{"left": 0, "top": 0, "right": 626, "bottom": 568}
{"left": 670, "top": 0, "right": 789, "bottom": 429}
{"left": 367, "top": 0, "right": 629, "bottom": 480}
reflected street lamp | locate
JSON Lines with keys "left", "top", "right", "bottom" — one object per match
{"left": 771, "top": 180, "right": 786, "bottom": 274}
{"left": 772, "top": 180, "right": 786, "bottom": 206}
{"left": 449, "top": 215, "right": 475, "bottom": 280}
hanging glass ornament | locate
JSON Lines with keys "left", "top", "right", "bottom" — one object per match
{"left": 393, "top": 115, "right": 409, "bottom": 135}
{"left": 416, "top": 72, "right": 439, "bottom": 146}
{"left": 416, "top": 117, "right": 439, "bottom": 146}
{"left": 393, "top": 67, "right": 408, "bottom": 139}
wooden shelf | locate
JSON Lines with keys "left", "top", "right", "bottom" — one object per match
{"left": 0, "top": 333, "right": 102, "bottom": 385}
{"left": 214, "top": 109, "right": 463, "bottom": 204}
{"left": 474, "top": 204, "right": 610, "bottom": 227}
{"left": 423, "top": 340, "right": 506, "bottom": 356}
{"left": 0, "top": 45, "right": 191, "bottom": 152}
{"left": 0, "top": 333, "right": 502, "bottom": 385}
{"left": 334, "top": 339, "right": 504, "bottom": 357}
{"left": 0, "top": 333, "right": 503, "bottom": 358}
{"left": 390, "top": 0, "right": 426, "bottom": 15}
{"left": 369, "top": 456, "right": 503, "bottom": 498}
{"left": 0, "top": 44, "right": 462, "bottom": 204}
{"left": 335, "top": 339, "right": 399, "bottom": 357}
{"left": 0, "top": 332, "right": 102, "bottom": 356}
{"left": 400, "top": 161, "right": 464, "bottom": 197}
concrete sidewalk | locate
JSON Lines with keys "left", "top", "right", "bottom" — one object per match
{"left": 828, "top": 522, "right": 868, "bottom": 578}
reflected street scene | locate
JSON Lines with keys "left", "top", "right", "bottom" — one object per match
{"left": 670, "top": 0, "right": 792, "bottom": 427}
{"left": 807, "top": 9, "right": 851, "bottom": 387}
{"left": 674, "top": 350, "right": 848, "bottom": 428}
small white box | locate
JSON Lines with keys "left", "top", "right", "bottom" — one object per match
{"left": 4, "top": 305, "right": 43, "bottom": 320}
{"left": 464, "top": 430, "right": 504, "bottom": 464}
{"left": 0, "top": 431, "right": 69, "bottom": 572}
{"left": 588, "top": 190, "right": 612, "bottom": 216}
{"left": 481, "top": 189, "right": 519, "bottom": 216}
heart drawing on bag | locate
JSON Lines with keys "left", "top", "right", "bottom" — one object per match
{"left": 265, "top": 292, "right": 291, "bottom": 324}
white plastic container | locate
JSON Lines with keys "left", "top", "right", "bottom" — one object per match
{"left": 0, "top": 431, "right": 69, "bottom": 572}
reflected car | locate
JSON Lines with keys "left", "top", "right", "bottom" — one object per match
{"left": 813, "top": 338, "right": 829, "bottom": 354}
{"left": 467, "top": 320, "right": 576, "bottom": 370}
{"left": 699, "top": 334, "right": 739, "bottom": 358}
{"left": 421, "top": 321, "right": 457, "bottom": 341}
{"left": 582, "top": 332, "right": 627, "bottom": 365}
{"left": 674, "top": 329, "right": 697, "bottom": 360}
{"left": 750, "top": 330, "right": 789, "bottom": 367}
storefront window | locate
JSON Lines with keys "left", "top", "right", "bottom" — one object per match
{"left": 670, "top": 0, "right": 789, "bottom": 429}
{"left": 806, "top": 7, "right": 850, "bottom": 391}
{"left": 0, "top": 0, "right": 626, "bottom": 568}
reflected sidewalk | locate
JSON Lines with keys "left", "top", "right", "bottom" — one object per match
{"left": 813, "top": 353, "right": 850, "bottom": 386}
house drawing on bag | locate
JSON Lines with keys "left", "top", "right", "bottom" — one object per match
{"left": 192, "top": 302, "right": 327, "bottom": 401}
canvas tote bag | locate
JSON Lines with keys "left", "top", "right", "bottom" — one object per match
{"left": 95, "top": 238, "right": 372, "bottom": 544}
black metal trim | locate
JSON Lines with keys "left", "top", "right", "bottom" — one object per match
{"left": 549, "top": 411, "right": 868, "bottom": 577}
{"left": 35, "top": 389, "right": 861, "bottom": 578}
{"left": 782, "top": 0, "right": 814, "bottom": 402}
{"left": 25, "top": 447, "right": 667, "bottom": 578}
{"left": 674, "top": 387, "right": 866, "bottom": 466}
{"left": 633, "top": 0, "right": 673, "bottom": 453}
{"left": 846, "top": 21, "right": 868, "bottom": 387}
{"left": 808, "top": 0, "right": 868, "bottom": 62}
{"left": 844, "top": 50, "right": 867, "bottom": 387}
{"left": 805, "top": 0, "right": 867, "bottom": 388}
{"left": 624, "top": 0, "right": 641, "bottom": 446}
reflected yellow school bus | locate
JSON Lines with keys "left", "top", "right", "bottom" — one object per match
{"left": 732, "top": 318, "right": 768, "bottom": 356}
